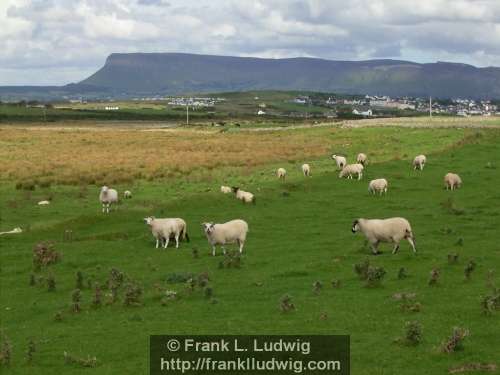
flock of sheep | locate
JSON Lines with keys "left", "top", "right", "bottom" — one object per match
{"left": 97, "top": 151, "right": 463, "bottom": 256}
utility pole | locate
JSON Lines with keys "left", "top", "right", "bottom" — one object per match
{"left": 429, "top": 96, "right": 432, "bottom": 118}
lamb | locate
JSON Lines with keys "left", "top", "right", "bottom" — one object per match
{"left": 332, "top": 155, "right": 347, "bottom": 170}
{"left": 368, "top": 178, "right": 388, "bottom": 195}
{"left": 357, "top": 153, "right": 368, "bottom": 165}
{"left": 339, "top": 163, "right": 364, "bottom": 180}
{"left": 351, "top": 217, "right": 416, "bottom": 255}
{"left": 0, "top": 227, "right": 22, "bottom": 236}
{"left": 38, "top": 200, "right": 51, "bottom": 205}
{"left": 413, "top": 155, "right": 426, "bottom": 170}
{"left": 232, "top": 187, "right": 256, "bottom": 204}
{"left": 202, "top": 219, "right": 249, "bottom": 256}
{"left": 123, "top": 190, "right": 132, "bottom": 199}
{"left": 220, "top": 185, "right": 232, "bottom": 194}
{"left": 444, "top": 173, "right": 462, "bottom": 190}
{"left": 277, "top": 168, "right": 287, "bottom": 180}
{"left": 144, "top": 216, "right": 189, "bottom": 249}
{"left": 99, "top": 186, "right": 118, "bottom": 213}
{"left": 301, "top": 163, "right": 311, "bottom": 177}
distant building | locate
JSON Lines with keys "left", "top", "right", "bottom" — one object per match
{"left": 353, "top": 108, "right": 372, "bottom": 117}
{"left": 257, "top": 110, "right": 266, "bottom": 115}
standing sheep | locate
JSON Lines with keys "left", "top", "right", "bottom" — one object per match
{"left": 357, "top": 153, "right": 368, "bottom": 165}
{"left": 220, "top": 185, "right": 232, "bottom": 194}
{"left": 99, "top": 186, "right": 118, "bottom": 213}
{"left": 232, "top": 187, "right": 256, "bottom": 204}
{"left": 352, "top": 217, "right": 416, "bottom": 255}
{"left": 332, "top": 155, "right": 347, "bottom": 170}
{"left": 277, "top": 168, "right": 287, "bottom": 180}
{"left": 339, "top": 163, "right": 364, "bottom": 180}
{"left": 202, "top": 219, "right": 249, "bottom": 256}
{"left": 301, "top": 163, "right": 311, "bottom": 177}
{"left": 144, "top": 216, "right": 189, "bottom": 249}
{"left": 123, "top": 190, "right": 132, "bottom": 199}
{"left": 368, "top": 178, "right": 388, "bottom": 195}
{"left": 413, "top": 155, "right": 427, "bottom": 170}
{"left": 444, "top": 173, "right": 462, "bottom": 190}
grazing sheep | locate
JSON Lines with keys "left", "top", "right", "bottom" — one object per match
{"left": 332, "top": 155, "right": 347, "bottom": 170}
{"left": 352, "top": 217, "right": 416, "bottom": 255}
{"left": 339, "top": 163, "right": 364, "bottom": 180}
{"left": 413, "top": 155, "right": 427, "bottom": 170}
{"left": 301, "top": 163, "right": 311, "bottom": 177}
{"left": 357, "top": 153, "right": 368, "bottom": 165}
{"left": 277, "top": 168, "right": 287, "bottom": 180}
{"left": 232, "top": 187, "right": 256, "bottom": 204}
{"left": 144, "top": 216, "right": 189, "bottom": 249}
{"left": 368, "top": 178, "right": 388, "bottom": 195}
{"left": 99, "top": 186, "right": 118, "bottom": 213}
{"left": 220, "top": 185, "right": 232, "bottom": 194}
{"left": 202, "top": 219, "right": 249, "bottom": 256}
{"left": 444, "top": 173, "right": 462, "bottom": 190}
{"left": 38, "top": 200, "right": 50, "bottom": 205}
{"left": 123, "top": 190, "right": 132, "bottom": 199}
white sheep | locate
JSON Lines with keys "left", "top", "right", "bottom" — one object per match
{"left": 38, "top": 200, "right": 50, "bottom": 205}
{"left": 220, "top": 185, "right": 232, "bottom": 194}
{"left": 301, "top": 163, "right": 311, "bottom": 177}
{"left": 413, "top": 155, "right": 426, "bottom": 170}
{"left": 339, "top": 163, "right": 364, "bottom": 180}
{"left": 99, "top": 186, "right": 118, "bottom": 213}
{"left": 232, "top": 187, "right": 256, "bottom": 204}
{"left": 202, "top": 219, "right": 249, "bottom": 256}
{"left": 368, "top": 178, "right": 388, "bottom": 195}
{"left": 332, "top": 155, "right": 347, "bottom": 170}
{"left": 352, "top": 217, "right": 416, "bottom": 255}
{"left": 357, "top": 153, "right": 368, "bottom": 165}
{"left": 277, "top": 168, "right": 287, "bottom": 180}
{"left": 123, "top": 190, "right": 132, "bottom": 199}
{"left": 144, "top": 216, "right": 189, "bottom": 249}
{"left": 444, "top": 173, "right": 462, "bottom": 190}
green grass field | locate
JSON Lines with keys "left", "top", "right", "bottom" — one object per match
{"left": 0, "top": 124, "right": 499, "bottom": 374}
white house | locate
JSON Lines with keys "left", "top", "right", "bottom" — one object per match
{"left": 257, "top": 110, "right": 266, "bottom": 115}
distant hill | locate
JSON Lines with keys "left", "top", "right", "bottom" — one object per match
{"left": 2, "top": 53, "right": 500, "bottom": 100}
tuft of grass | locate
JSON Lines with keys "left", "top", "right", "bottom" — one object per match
{"left": 429, "top": 268, "right": 440, "bottom": 286}
{"left": 464, "top": 260, "right": 477, "bottom": 280}
{"left": 64, "top": 351, "right": 98, "bottom": 368}
{"left": 280, "top": 294, "right": 295, "bottom": 313}
{"left": 440, "top": 327, "right": 469, "bottom": 353}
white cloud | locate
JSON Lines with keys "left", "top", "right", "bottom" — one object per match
{"left": 0, "top": 0, "right": 499, "bottom": 85}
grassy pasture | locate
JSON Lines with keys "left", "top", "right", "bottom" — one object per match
{"left": 0, "top": 122, "right": 499, "bottom": 374}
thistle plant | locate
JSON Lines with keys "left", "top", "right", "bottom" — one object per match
{"left": 365, "top": 266, "right": 386, "bottom": 287}
{"left": 123, "top": 283, "right": 142, "bottom": 306}
{"left": 71, "top": 289, "right": 82, "bottom": 313}
{"left": 47, "top": 273, "right": 56, "bottom": 292}
{"left": 447, "top": 253, "right": 459, "bottom": 264}
{"left": 354, "top": 259, "right": 370, "bottom": 280}
{"left": 402, "top": 321, "right": 423, "bottom": 346}
{"left": 313, "top": 281, "right": 323, "bottom": 295}
{"left": 280, "top": 294, "right": 295, "bottom": 313}
{"left": 429, "top": 268, "right": 440, "bottom": 286}
{"left": 464, "top": 260, "right": 476, "bottom": 280}
{"left": 440, "top": 327, "right": 469, "bottom": 353}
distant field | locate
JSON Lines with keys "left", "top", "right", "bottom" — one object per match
{"left": 1, "top": 119, "right": 499, "bottom": 374}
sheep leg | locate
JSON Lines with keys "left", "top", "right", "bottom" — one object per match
{"left": 164, "top": 237, "right": 169, "bottom": 249}
{"left": 175, "top": 234, "right": 179, "bottom": 249}
{"left": 102, "top": 204, "right": 105, "bottom": 213}
{"left": 371, "top": 241, "right": 381, "bottom": 255}
{"left": 237, "top": 239, "right": 244, "bottom": 253}
{"left": 155, "top": 238, "right": 159, "bottom": 249}
{"left": 358, "top": 173, "right": 362, "bottom": 180}
{"left": 392, "top": 243, "right": 400, "bottom": 254}
{"left": 407, "top": 237, "right": 417, "bottom": 253}
{"left": 222, "top": 246, "right": 227, "bottom": 255}
{"left": 212, "top": 246, "right": 216, "bottom": 257}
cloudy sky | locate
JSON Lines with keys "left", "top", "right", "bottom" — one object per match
{"left": 1, "top": 0, "right": 499, "bottom": 85}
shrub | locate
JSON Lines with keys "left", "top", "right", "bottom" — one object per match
{"left": 124, "top": 283, "right": 142, "bottom": 306}
{"left": 71, "top": 289, "right": 82, "bottom": 313}
{"left": 54, "top": 311, "right": 63, "bottom": 322}
{"left": 448, "top": 253, "right": 459, "bottom": 264}
{"left": 63, "top": 351, "right": 98, "bottom": 368}
{"left": 396, "top": 321, "right": 423, "bottom": 346}
{"left": 429, "top": 268, "right": 440, "bottom": 286}
{"left": 398, "top": 267, "right": 408, "bottom": 279}
{"left": 312, "top": 281, "right": 323, "bottom": 295}
{"left": 365, "top": 266, "right": 386, "bottom": 287}
{"left": 480, "top": 288, "right": 500, "bottom": 315}
{"left": 464, "top": 260, "right": 476, "bottom": 280}
{"left": 354, "top": 259, "right": 370, "bottom": 280}
{"left": 47, "top": 273, "right": 56, "bottom": 292}
{"left": 26, "top": 339, "right": 36, "bottom": 364}
{"left": 33, "top": 242, "right": 61, "bottom": 270}
{"left": 0, "top": 335, "right": 12, "bottom": 366}
{"left": 280, "top": 294, "right": 295, "bottom": 313}
{"left": 331, "top": 279, "right": 341, "bottom": 288}
{"left": 440, "top": 327, "right": 469, "bottom": 353}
